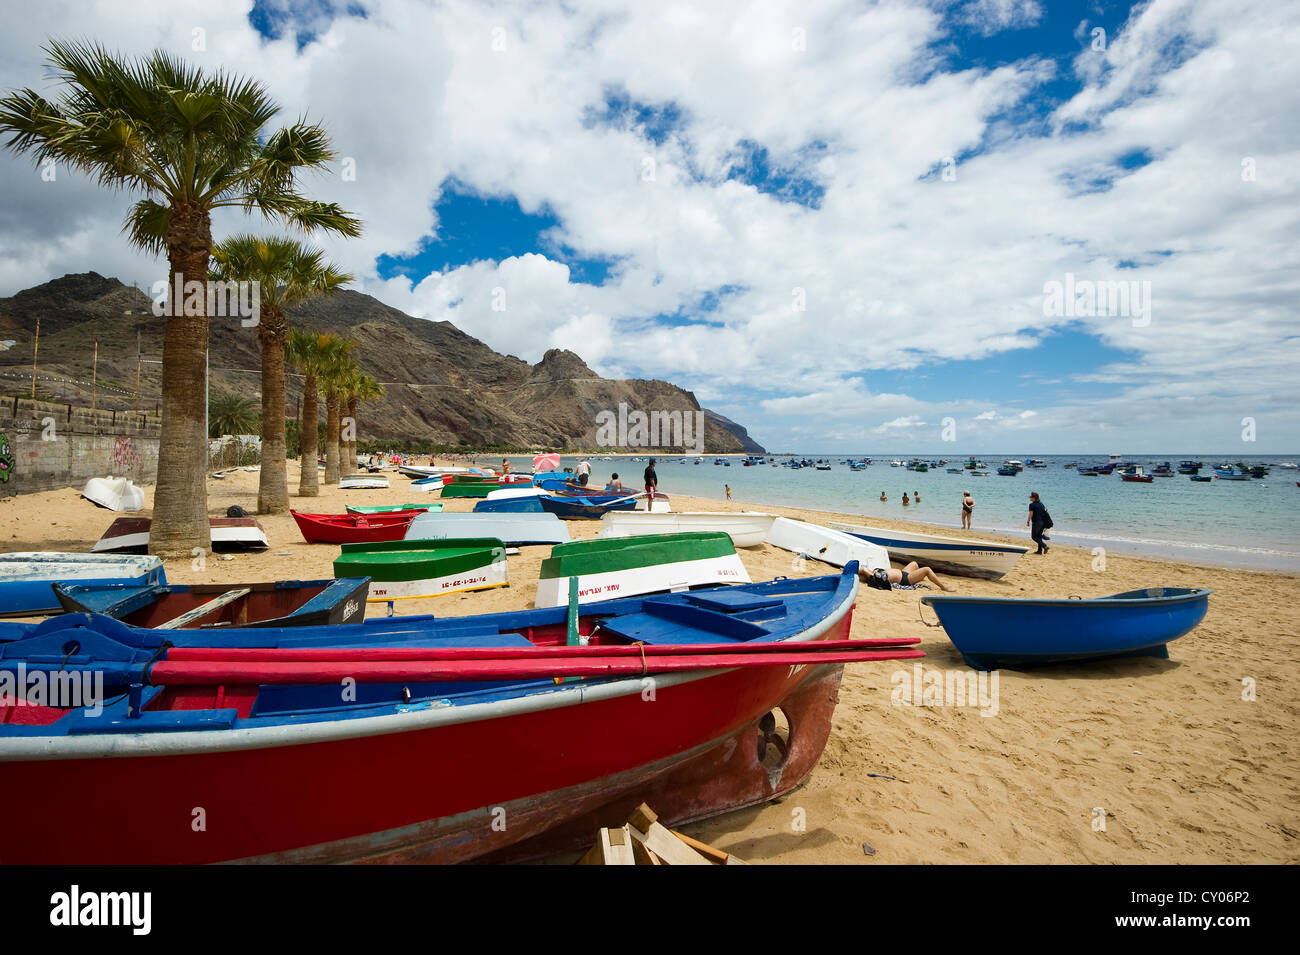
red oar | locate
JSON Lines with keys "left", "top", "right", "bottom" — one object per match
{"left": 165, "top": 637, "right": 921, "bottom": 663}
{"left": 147, "top": 648, "right": 925, "bottom": 685}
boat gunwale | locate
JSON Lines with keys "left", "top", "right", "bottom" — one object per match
{"left": 0, "top": 573, "right": 858, "bottom": 762}
{"left": 921, "top": 587, "right": 1212, "bottom": 609}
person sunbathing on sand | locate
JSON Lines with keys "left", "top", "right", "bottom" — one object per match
{"left": 867, "top": 562, "right": 952, "bottom": 592}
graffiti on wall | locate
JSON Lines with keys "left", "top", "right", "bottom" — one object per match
{"left": 0, "top": 432, "right": 12, "bottom": 482}
{"left": 111, "top": 436, "right": 142, "bottom": 474}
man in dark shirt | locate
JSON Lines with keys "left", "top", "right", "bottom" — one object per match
{"left": 1026, "top": 492, "right": 1049, "bottom": 554}
{"left": 643, "top": 458, "right": 658, "bottom": 504}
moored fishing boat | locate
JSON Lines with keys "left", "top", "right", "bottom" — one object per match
{"left": 0, "top": 553, "right": 166, "bottom": 616}
{"left": 535, "top": 532, "right": 750, "bottom": 607}
{"left": 92, "top": 517, "right": 268, "bottom": 553}
{"left": 599, "top": 511, "right": 776, "bottom": 548}
{"left": 53, "top": 578, "right": 370, "bottom": 628}
{"left": 827, "top": 522, "right": 1028, "bottom": 580}
{"left": 921, "top": 587, "right": 1211, "bottom": 670}
{"left": 996, "top": 466, "right": 1018, "bottom": 476}
{"left": 291, "top": 510, "right": 419, "bottom": 545}
{"left": 764, "top": 518, "right": 889, "bottom": 573}
{"left": 333, "top": 538, "right": 509, "bottom": 601}
{"left": 0, "top": 567, "right": 924, "bottom": 864}
{"left": 404, "top": 511, "right": 570, "bottom": 545}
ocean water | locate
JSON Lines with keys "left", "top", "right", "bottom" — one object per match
{"left": 487, "top": 454, "right": 1300, "bottom": 571}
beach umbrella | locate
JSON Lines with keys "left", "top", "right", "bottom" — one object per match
{"left": 533, "top": 453, "right": 561, "bottom": 472}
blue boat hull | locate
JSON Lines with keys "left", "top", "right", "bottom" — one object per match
{"left": 921, "top": 587, "right": 1211, "bottom": 670}
{"left": 473, "top": 496, "right": 543, "bottom": 513}
{"left": 539, "top": 494, "right": 637, "bottom": 519}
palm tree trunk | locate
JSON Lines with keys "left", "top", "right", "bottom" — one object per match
{"left": 149, "top": 205, "right": 211, "bottom": 558}
{"left": 298, "top": 373, "right": 319, "bottom": 497}
{"left": 345, "top": 396, "right": 359, "bottom": 470}
{"left": 257, "top": 306, "right": 289, "bottom": 514}
{"left": 325, "top": 389, "right": 341, "bottom": 484}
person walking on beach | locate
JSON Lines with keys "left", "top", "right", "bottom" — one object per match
{"left": 643, "top": 457, "right": 658, "bottom": 504}
{"left": 725, "top": 484, "right": 732, "bottom": 500}
{"left": 1027, "top": 492, "right": 1052, "bottom": 554}
{"left": 902, "top": 492, "right": 910, "bottom": 506}
{"left": 961, "top": 490, "right": 974, "bottom": 529}
{"left": 575, "top": 459, "right": 591, "bottom": 486}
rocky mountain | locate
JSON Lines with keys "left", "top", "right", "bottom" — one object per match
{"left": 0, "top": 273, "right": 764, "bottom": 453}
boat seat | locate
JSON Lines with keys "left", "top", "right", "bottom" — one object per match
{"left": 681, "top": 591, "right": 782, "bottom": 614}
{"left": 599, "top": 603, "right": 770, "bottom": 645}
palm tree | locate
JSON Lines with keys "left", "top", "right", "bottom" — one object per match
{"left": 321, "top": 348, "right": 359, "bottom": 484}
{"left": 207, "top": 392, "right": 259, "bottom": 437}
{"left": 286, "top": 331, "right": 351, "bottom": 496}
{"left": 212, "top": 236, "right": 350, "bottom": 514}
{"left": 0, "top": 41, "right": 360, "bottom": 555}
{"left": 341, "top": 371, "right": 384, "bottom": 468}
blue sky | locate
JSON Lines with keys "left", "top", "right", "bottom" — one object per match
{"left": 1, "top": 0, "right": 1296, "bottom": 453}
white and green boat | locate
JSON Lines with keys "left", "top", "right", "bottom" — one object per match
{"left": 344, "top": 503, "right": 444, "bottom": 515}
{"left": 333, "top": 538, "right": 508, "bottom": 602}
{"left": 534, "top": 532, "right": 750, "bottom": 608}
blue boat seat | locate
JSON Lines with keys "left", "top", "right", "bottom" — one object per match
{"left": 598, "top": 602, "right": 770, "bottom": 645}
{"left": 682, "top": 591, "right": 782, "bottom": 614}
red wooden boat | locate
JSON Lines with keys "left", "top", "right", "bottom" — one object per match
{"left": 291, "top": 510, "right": 420, "bottom": 545}
{"left": 0, "top": 565, "right": 916, "bottom": 863}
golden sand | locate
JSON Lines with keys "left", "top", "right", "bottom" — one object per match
{"left": 4, "top": 463, "right": 1297, "bottom": 864}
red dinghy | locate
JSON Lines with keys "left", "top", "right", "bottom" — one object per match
{"left": 291, "top": 510, "right": 420, "bottom": 545}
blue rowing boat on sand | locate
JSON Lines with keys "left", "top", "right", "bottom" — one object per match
{"left": 920, "top": 587, "right": 1211, "bottom": 670}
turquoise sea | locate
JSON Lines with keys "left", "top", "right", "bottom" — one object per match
{"left": 491, "top": 453, "right": 1300, "bottom": 571}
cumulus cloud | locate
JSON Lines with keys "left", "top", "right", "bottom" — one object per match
{"left": 0, "top": 0, "right": 1297, "bottom": 451}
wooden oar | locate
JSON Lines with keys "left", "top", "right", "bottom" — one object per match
{"left": 147, "top": 647, "right": 925, "bottom": 685}
{"left": 165, "top": 637, "right": 922, "bottom": 662}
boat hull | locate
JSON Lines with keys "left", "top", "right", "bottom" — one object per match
{"left": 827, "top": 522, "right": 1027, "bottom": 580}
{"left": 765, "top": 518, "right": 889, "bottom": 573}
{"left": 53, "top": 578, "right": 370, "bottom": 628}
{"left": 364, "top": 560, "right": 509, "bottom": 601}
{"left": 0, "top": 590, "right": 855, "bottom": 864}
{"left": 535, "top": 553, "right": 751, "bottom": 607}
{"left": 599, "top": 512, "right": 776, "bottom": 548}
{"left": 922, "top": 587, "right": 1210, "bottom": 670}
{"left": 0, "top": 554, "right": 166, "bottom": 616}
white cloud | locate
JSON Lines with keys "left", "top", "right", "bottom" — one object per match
{"left": 0, "top": 0, "right": 1297, "bottom": 451}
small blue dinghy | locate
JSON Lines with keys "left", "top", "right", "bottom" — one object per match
{"left": 0, "top": 553, "right": 166, "bottom": 616}
{"left": 921, "top": 587, "right": 1211, "bottom": 670}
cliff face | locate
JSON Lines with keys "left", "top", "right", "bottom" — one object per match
{"left": 0, "top": 273, "right": 765, "bottom": 453}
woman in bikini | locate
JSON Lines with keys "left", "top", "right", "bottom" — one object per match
{"left": 961, "top": 490, "right": 974, "bottom": 529}
{"left": 869, "top": 562, "right": 952, "bottom": 591}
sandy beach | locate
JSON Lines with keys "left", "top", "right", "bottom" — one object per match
{"left": 5, "top": 465, "right": 1298, "bottom": 865}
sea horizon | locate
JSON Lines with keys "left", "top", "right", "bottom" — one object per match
{"left": 490, "top": 452, "right": 1300, "bottom": 572}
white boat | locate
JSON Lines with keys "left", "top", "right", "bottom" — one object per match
{"left": 827, "top": 522, "right": 1029, "bottom": 580}
{"left": 763, "top": 518, "right": 889, "bottom": 573}
{"left": 534, "top": 532, "right": 751, "bottom": 608}
{"left": 92, "top": 518, "right": 268, "bottom": 553}
{"left": 483, "top": 486, "right": 543, "bottom": 501}
{"left": 599, "top": 511, "right": 776, "bottom": 548}
{"left": 0, "top": 552, "right": 166, "bottom": 615}
{"left": 634, "top": 495, "right": 672, "bottom": 513}
{"left": 339, "top": 474, "right": 390, "bottom": 489}
{"left": 404, "top": 511, "right": 570, "bottom": 545}
{"left": 81, "top": 477, "right": 145, "bottom": 512}
{"left": 409, "top": 476, "right": 446, "bottom": 493}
